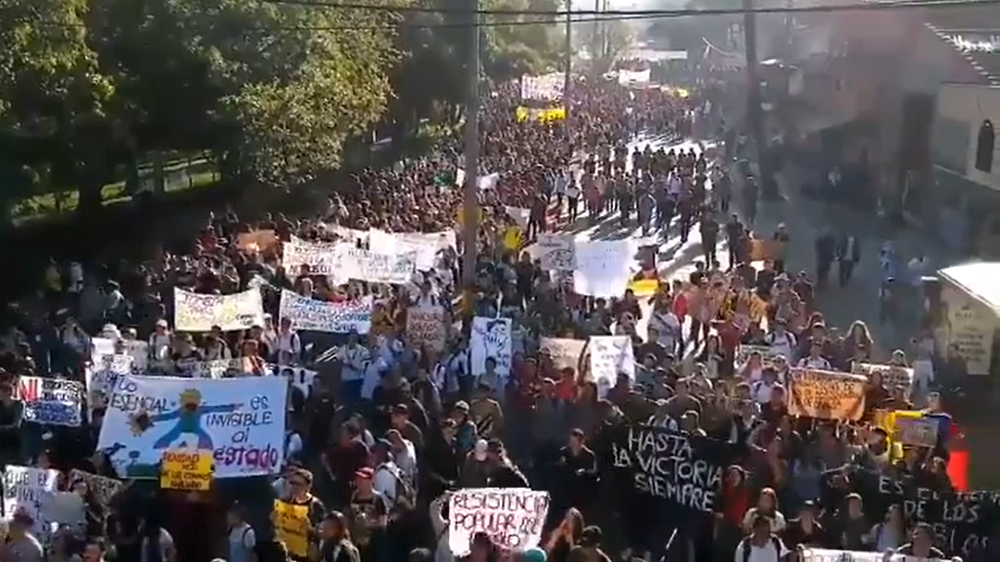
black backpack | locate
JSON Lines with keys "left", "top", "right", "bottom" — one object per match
{"left": 740, "top": 535, "right": 784, "bottom": 562}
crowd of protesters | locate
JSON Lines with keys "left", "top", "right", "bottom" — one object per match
{"left": 0, "top": 72, "right": 986, "bottom": 562}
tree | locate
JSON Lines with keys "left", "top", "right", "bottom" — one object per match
{"left": 0, "top": 0, "right": 115, "bottom": 222}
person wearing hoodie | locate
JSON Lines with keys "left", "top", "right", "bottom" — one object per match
{"left": 485, "top": 440, "right": 529, "bottom": 488}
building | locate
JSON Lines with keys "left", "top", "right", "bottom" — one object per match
{"left": 775, "top": 2, "right": 1000, "bottom": 248}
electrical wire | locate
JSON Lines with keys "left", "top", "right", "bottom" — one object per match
{"left": 262, "top": 0, "right": 999, "bottom": 18}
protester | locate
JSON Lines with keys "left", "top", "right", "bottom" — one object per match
{"left": 0, "top": 71, "right": 981, "bottom": 562}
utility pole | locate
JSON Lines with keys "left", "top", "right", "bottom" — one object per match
{"left": 742, "top": 0, "right": 776, "bottom": 197}
{"left": 564, "top": 0, "right": 572, "bottom": 133}
{"left": 461, "top": 0, "right": 481, "bottom": 297}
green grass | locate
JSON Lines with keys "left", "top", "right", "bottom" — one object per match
{"left": 11, "top": 157, "right": 218, "bottom": 223}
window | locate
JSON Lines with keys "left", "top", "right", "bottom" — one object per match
{"left": 975, "top": 119, "right": 995, "bottom": 173}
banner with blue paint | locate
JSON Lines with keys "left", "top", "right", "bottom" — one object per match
{"left": 13, "top": 376, "right": 85, "bottom": 427}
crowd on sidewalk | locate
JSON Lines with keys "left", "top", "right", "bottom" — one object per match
{"left": 0, "top": 74, "right": 991, "bottom": 562}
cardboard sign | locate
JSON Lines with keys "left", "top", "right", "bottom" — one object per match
{"left": 273, "top": 500, "right": 310, "bottom": 558}
{"left": 788, "top": 369, "right": 867, "bottom": 421}
{"left": 160, "top": 450, "right": 213, "bottom": 491}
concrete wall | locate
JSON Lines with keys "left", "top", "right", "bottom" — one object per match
{"left": 935, "top": 83, "right": 1000, "bottom": 191}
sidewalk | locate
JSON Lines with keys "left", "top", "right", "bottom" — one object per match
{"left": 751, "top": 164, "right": 956, "bottom": 354}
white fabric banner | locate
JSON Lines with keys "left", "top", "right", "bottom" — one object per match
{"left": 173, "top": 288, "right": 265, "bottom": 332}
{"left": 3, "top": 466, "right": 60, "bottom": 540}
{"left": 573, "top": 240, "right": 633, "bottom": 297}
{"left": 340, "top": 246, "right": 417, "bottom": 285}
{"left": 470, "top": 317, "right": 512, "bottom": 381}
{"left": 367, "top": 229, "right": 450, "bottom": 271}
{"left": 448, "top": 488, "right": 550, "bottom": 556}
{"left": 802, "top": 549, "right": 944, "bottom": 562}
{"left": 97, "top": 374, "right": 286, "bottom": 478}
{"left": 589, "top": 335, "right": 636, "bottom": 397}
{"left": 282, "top": 236, "right": 346, "bottom": 276}
{"left": 279, "top": 290, "right": 372, "bottom": 334}
{"left": 534, "top": 233, "right": 576, "bottom": 270}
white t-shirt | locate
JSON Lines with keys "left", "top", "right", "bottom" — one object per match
{"left": 734, "top": 536, "right": 789, "bottom": 562}
{"left": 373, "top": 462, "right": 401, "bottom": 509}
{"left": 766, "top": 331, "right": 796, "bottom": 362}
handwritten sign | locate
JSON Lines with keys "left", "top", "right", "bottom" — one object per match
{"left": 173, "top": 288, "right": 265, "bottom": 332}
{"left": 894, "top": 416, "right": 939, "bottom": 448}
{"left": 852, "top": 362, "right": 914, "bottom": 391}
{"left": 236, "top": 229, "right": 278, "bottom": 253}
{"left": 279, "top": 290, "right": 372, "bottom": 333}
{"left": 273, "top": 499, "right": 310, "bottom": 558}
{"left": 448, "top": 488, "right": 550, "bottom": 556}
{"left": 13, "top": 376, "right": 84, "bottom": 427}
{"left": 407, "top": 306, "right": 447, "bottom": 352}
{"left": 470, "top": 317, "right": 512, "bottom": 381}
{"left": 589, "top": 335, "right": 635, "bottom": 397}
{"left": 539, "top": 338, "right": 586, "bottom": 372}
{"left": 160, "top": 450, "right": 213, "bottom": 490}
{"left": 3, "top": 465, "right": 59, "bottom": 540}
{"left": 533, "top": 233, "right": 576, "bottom": 270}
{"left": 788, "top": 369, "right": 867, "bottom": 420}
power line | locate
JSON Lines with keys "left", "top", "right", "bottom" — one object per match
{"left": 14, "top": 0, "right": 998, "bottom": 32}
{"left": 262, "top": 0, "right": 999, "bottom": 17}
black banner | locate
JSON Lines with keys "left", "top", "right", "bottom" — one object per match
{"left": 822, "top": 470, "right": 1000, "bottom": 559}
{"left": 607, "top": 424, "right": 735, "bottom": 506}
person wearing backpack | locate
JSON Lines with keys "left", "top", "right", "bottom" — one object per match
{"left": 737, "top": 513, "right": 792, "bottom": 562}
{"left": 226, "top": 504, "right": 257, "bottom": 562}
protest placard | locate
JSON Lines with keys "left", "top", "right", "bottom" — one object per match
{"left": 820, "top": 469, "right": 1000, "bottom": 558}
{"left": 448, "top": 488, "right": 550, "bottom": 556}
{"left": 736, "top": 345, "right": 782, "bottom": 366}
{"left": 273, "top": 499, "right": 311, "bottom": 558}
{"left": 532, "top": 233, "right": 576, "bottom": 270}
{"left": 407, "top": 306, "right": 447, "bottom": 352}
{"left": 3, "top": 465, "right": 59, "bottom": 540}
{"left": 85, "top": 353, "right": 136, "bottom": 410}
{"left": 236, "top": 229, "right": 278, "bottom": 253}
{"left": 539, "top": 337, "right": 586, "bottom": 372}
{"left": 588, "top": 335, "right": 635, "bottom": 397}
{"left": 339, "top": 246, "right": 417, "bottom": 285}
{"left": 788, "top": 369, "right": 867, "bottom": 421}
{"left": 176, "top": 357, "right": 263, "bottom": 379}
{"left": 160, "top": 450, "right": 213, "bottom": 490}
{"left": 608, "top": 425, "right": 734, "bottom": 513}
{"left": 279, "top": 290, "right": 372, "bottom": 333}
{"left": 173, "top": 288, "right": 265, "bottom": 332}
{"left": 895, "top": 416, "right": 939, "bottom": 448}
{"left": 68, "top": 469, "right": 123, "bottom": 507}
{"left": 852, "top": 362, "right": 915, "bottom": 391}
{"left": 573, "top": 240, "right": 632, "bottom": 297}
{"left": 14, "top": 376, "right": 84, "bottom": 427}
{"left": 97, "top": 374, "right": 286, "bottom": 479}
{"left": 92, "top": 337, "right": 150, "bottom": 371}
{"left": 282, "top": 236, "right": 345, "bottom": 276}
{"left": 470, "top": 317, "right": 512, "bottom": 380}
{"left": 801, "top": 549, "right": 945, "bottom": 562}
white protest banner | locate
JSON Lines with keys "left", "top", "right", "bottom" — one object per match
{"left": 533, "top": 233, "right": 576, "bottom": 270}
{"left": 448, "top": 488, "right": 550, "bottom": 556}
{"left": 504, "top": 207, "right": 531, "bottom": 230}
{"left": 589, "top": 335, "right": 635, "bottom": 397}
{"left": 97, "top": 374, "right": 286, "bottom": 478}
{"left": 573, "top": 239, "right": 633, "bottom": 297}
{"left": 175, "top": 357, "right": 264, "bottom": 379}
{"left": 85, "top": 353, "right": 136, "bottom": 410}
{"left": 279, "top": 290, "right": 372, "bottom": 334}
{"left": 470, "top": 317, "right": 512, "bottom": 380}
{"left": 13, "top": 376, "right": 84, "bottom": 427}
{"left": 802, "top": 549, "right": 944, "bottom": 562}
{"left": 340, "top": 246, "right": 417, "bottom": 284}
{"left": 406, "top": 306, "right": 448, "bottom": 352}
{"left": 282, "top": 236, "right": 344, "bottom": 276}
{"left": 540, "top": 338, "right": 586, "bottom": 372}
{"left": 173, "top": 288, "right": 265, "bottom": 332}
{"left": 93, "top": 337, "right": 149, "bottom": 371}
{"left": 852, "top": 362, "right": 915, "bottom": 391}
{"left": 3, "top": 465, "right": 59, "bottom": 540}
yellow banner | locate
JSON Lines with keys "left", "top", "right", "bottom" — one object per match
{"left": 273, "top": 499, "right": 310, "bottom": 558}
{"left": 160, "top": 450, "right": 213, "bottom": 491}
{"left": 628, "top": 278, "right": 660, "bottom": 297}
{"left": 515, "top": 106, "right": 567, "bottom": 123}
